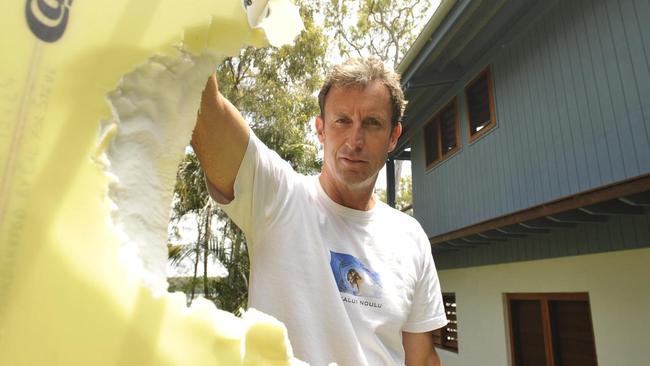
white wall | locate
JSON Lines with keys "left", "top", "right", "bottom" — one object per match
{"left": 435, "top": 247, "right": 650, "bottom": 366}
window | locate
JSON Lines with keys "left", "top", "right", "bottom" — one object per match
{"left": 506, "top": 293, "right": 598, "bottom": 366}
{"left": 465, "top": 66, "right": 496, "bottom": 141}
{"left": 424, "top": 98, "right": 460, "bottom": 169}
{"left": 433, "top": 292, "right": 458, "bottom": 352}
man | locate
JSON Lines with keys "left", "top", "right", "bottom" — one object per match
{"left": 192, "top": 57, "right": 447, "bottom": 365}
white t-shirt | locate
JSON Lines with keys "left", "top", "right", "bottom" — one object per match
{"left": 211, "top": 132, "right": 448, "bottom": 366}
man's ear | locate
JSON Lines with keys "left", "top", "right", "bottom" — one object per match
{"left": 315, "top": 115, "right": 325, "bottom": 143}
{"left": 388, "top": 122, "right": 402, "bottom": 152}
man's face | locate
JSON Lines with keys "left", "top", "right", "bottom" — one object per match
{"left": 316, "top": 81, "right": 401, "bottom": 191}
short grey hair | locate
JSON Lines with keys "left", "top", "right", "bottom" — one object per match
{"left": 318, "top": 57, "right": 407, "bottom": 127}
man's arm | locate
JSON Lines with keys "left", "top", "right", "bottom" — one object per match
{"left": 403, "top": 331, "right": 443, "bottom": 366}
{"left": 191, "top": 74, "right": 250, "bottom": 201}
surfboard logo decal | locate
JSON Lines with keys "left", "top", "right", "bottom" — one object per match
{"left": 25, "top": 0, "right": 73, "bottom": 43}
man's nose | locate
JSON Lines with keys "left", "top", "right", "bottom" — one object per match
{"left": 347, "top": 122, "right": 365, "bottom": 149}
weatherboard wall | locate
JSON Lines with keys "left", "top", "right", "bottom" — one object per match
{"left": 411, "top": 0, "right": 650, "bottom": 238}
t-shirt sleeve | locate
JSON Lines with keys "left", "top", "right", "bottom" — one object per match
{"left": 205, "top": 130, "right": 296, "bottom": 246}
{"left": 402, "top": 228, "right": 448, "bottom": 333}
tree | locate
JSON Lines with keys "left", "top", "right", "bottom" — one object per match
{"left": 167, "top": 151, "right": 214, "bottom": 305}
{"left": 323, "top": 0, "right": 435, "bottom": 67}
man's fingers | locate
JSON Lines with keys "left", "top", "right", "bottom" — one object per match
{"left": 200, "top": 73, "right": 221, "bottom": 118}
{"left": 203, "top": 73, "right": 219, "bottom": 97}
{"left": 207, "top": 73, "right": 219, "bottom": 95}
{"left": 201, "top": 74, "right": 219, "bottom": 105}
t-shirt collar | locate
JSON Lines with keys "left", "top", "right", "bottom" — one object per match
{"left": 314, "top": 176, "right": 380, "bottom": 221}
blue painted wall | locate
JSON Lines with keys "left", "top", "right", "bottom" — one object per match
{"left": 412, "top": 0, "right": 650, "bottom": 237}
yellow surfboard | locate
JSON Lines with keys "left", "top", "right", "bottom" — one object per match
{"left": 0, "top": 0, "right": 305, "bottom": 364}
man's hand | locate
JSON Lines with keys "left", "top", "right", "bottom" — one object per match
{"left": 403, "top": 331, "right": 443, "bottom": 366}
{"left": 198, "top": 74, "right": 225, "bottom": 129}
{"left": 191, "top": 74, "right": 250, "bottom": 201}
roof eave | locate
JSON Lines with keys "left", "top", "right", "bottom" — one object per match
{"left": 396, "top": 0, "right": 458, "bottom": 76}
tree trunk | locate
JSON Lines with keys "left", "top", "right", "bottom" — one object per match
{"left": 395, "top": 160, "right": 403, "bottom": 199}
{"left": 203, "top": 202, "right": 211, "bottom": 298}
{"left": 189, "top": 216, "right": 202, "bottom": 306}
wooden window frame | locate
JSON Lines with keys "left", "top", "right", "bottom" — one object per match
{"left": 433, "top": 292, "right": 458, "bottom": 353}
{"left": 505, "top": 292, "right": 598, "bottom": 366}
{"left": 424, "top": 98, "right": 460, "bottom": 171}
{"left": 464, "top": 66, "right": 497, "bottom": 142}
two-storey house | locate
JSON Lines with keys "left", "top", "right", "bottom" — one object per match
{"left": 390, "top": 0, "right": 650, "bottom": 365}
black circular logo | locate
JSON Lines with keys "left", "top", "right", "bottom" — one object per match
{"left": 25, "top": 0, "right": 73, "bottom": 43}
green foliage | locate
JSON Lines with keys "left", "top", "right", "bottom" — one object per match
{"left": 377, "top": 175, "right": 413, "bottom": 213}
{"left": 211, "top": 216, "right": 248, "bottom": 313}
{"left": 168, "top": 209, "right": 249, "bottom": 313}
{"left": 172, "top": 151, "right": 208, "bottom": 219}
{"left": 216, "top": 2, "right": 326, "bottom": 174}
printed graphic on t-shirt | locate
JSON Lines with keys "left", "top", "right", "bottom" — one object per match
{"left": 329, "top": 250, "right": 382, "bottom": 298}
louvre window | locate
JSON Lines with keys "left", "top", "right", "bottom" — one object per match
{"left": 424, "top": 99, "right": 459, "bottom": 169}
{"left": 424, "top": 119, "right": 440, "bottom": 164}
{"left": 507, "top": 293, "right": 597, "bottom": 366}
{"left": 433, "top": 292, "right": 458, "bottom": 352}
{"left": 465, "top": 66, "right": 496, "bottom": 140}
